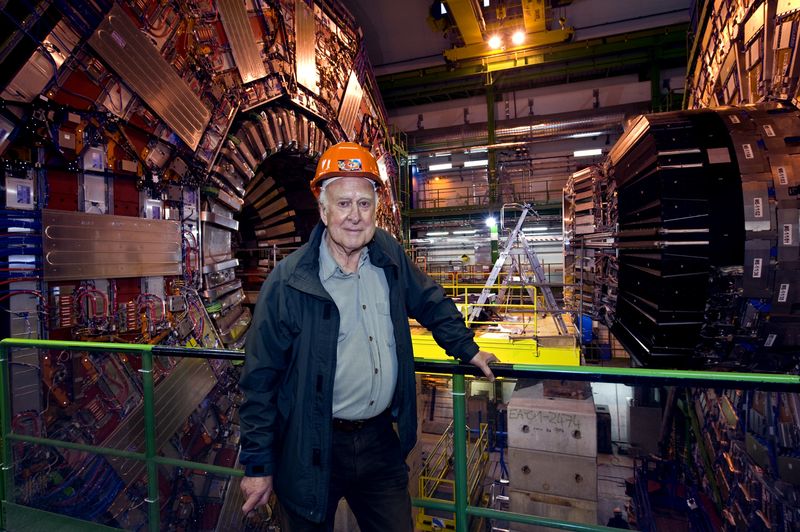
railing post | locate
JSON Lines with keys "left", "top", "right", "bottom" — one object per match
{"left": 534, "top": 286, "right": 539, "bottom": 353}
{"left": 452, "top": 373, "right": 468, "bottom": 532}
{"left": 141, "top": 349, "right": 160, "bottom": 532}
{"left": 0, "top": 342, "right": 13, "bottom": 528}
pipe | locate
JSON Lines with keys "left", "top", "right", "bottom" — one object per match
{"left": 0, "top": 343, "right": 13, "bottom": 525}
{"left": 408, "top": 111, "right": 628, "bottom": 154}
{"left": 658, "top": 386, "right": 678, "bottom": 456}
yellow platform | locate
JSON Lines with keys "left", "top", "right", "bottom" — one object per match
{"left": 410, "top": 329, "right": 579, "bottom": 366}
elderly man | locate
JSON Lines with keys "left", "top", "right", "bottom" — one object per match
{"left": 238, "top": 142, "right": 498, "bottom": 531}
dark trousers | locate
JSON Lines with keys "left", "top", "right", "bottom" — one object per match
{"left": 280, "top": 414, "right": 413, "bottom": 532}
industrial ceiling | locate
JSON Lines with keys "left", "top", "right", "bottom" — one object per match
{"left": 340, "top": 0, "right": 691, "bottom": 109}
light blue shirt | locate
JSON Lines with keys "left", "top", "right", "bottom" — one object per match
{"left": 319, "top": 231, "right": 398, "bottom": 420}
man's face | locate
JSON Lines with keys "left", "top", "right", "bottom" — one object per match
{"left": 319, "top": 177, "right": 377, "bottom": 256}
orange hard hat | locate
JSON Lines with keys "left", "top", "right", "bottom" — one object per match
{"left": 310, "top": 142, "right": 384, "bottom": 198}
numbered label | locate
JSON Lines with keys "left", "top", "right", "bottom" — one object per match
{"left": 763, "top": 124, "right": 776, "bottom": 137}
{"left": 752, "top": 257, "right": 763, "bottom": 278}
{"left": 742, "top": 143, "right": 754, "bottom": 159}
{"left": 729, "top": 115, "right": 741, "bottom": 124}
{"left": 784, "top": 224, "right": 793, "bottom": 246}
{"left": 778, "top": 283, "right": 790, "bottom": 303}
{"left": 764, "top": 333, "right": 777, "bottom": 347}
{"left": 777, "top": 166, "right": 789, "bottom": 185}
{"left": 753, "top": 197, "right": 763, "bottom": 218}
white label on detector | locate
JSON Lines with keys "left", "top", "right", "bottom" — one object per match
{"left": 764, "top": 333, "right": 777, "bottom": 347}
{"left": 777, "top": 166, "right": 789, "bottom": 185}
{"left": 763, "top": 124, "right": 776, "bottom": 137}
{"left": 730, "top": 115, "right": 741, "bottom": 124}
{"left": 753, "top": 257, "right": 763, "bottom": 278}
{"left": 778, "top": 283, "right": 790, "bottom": 303}
{"left": 784, "top": 224, "right": 793, "bottom": 245}
{"left": 753, "top": 197, "right": 764, "bottom": 218}
{"left": 742, "top": 143, "right": 754, "bottom": 159}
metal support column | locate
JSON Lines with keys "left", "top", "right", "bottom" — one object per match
{"left": 141, "top": 350, "right": 160, "bottom": 532}
{"left": 650, "top": 53, "right": 661, "bottom": 111}
{"left": 400, "top": 151, "right": 412, "bottom": 243}
{"left": 487, "top": 84, "right": 498, "bottom": 204}
{"left": 0, "top": 343, "right": 12, "bottom": 529}
{"left": 452, "top": 374, "right": 468, "bottom": 532}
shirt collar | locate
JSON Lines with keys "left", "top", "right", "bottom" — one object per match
{"left": 318, "top": 229, "right": 369, "bottom": 281}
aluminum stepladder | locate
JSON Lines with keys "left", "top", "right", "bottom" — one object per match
{"left": 467, "top": 204, "right": 568, "bottom": 335}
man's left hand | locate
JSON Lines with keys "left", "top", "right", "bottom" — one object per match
{"left": 469, "top": 350, "right": 499, "bottom": 381}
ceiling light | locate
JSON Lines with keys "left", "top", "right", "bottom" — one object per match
{"left": 485, "top": 216, "right": 497, "bottom": 228}
{"left": 522, "top": 226, "right": 549, "bottom": 232}
{"left": 511, "top": 31, "right": 525, "bottom": 46}
{"left": 429, "top": 163, "right": 452, "bottom": 171}
{"left": 440, "top": 2, "right": 447, "bottom": 15}
{"left": 488, "top": 35, "right": 502, "bottom": 49}
{"left": 574, "top": 148, "right": 603, "bottom": 157}
{"left": 463, "top": 159, "right": 488, "bottom": 167}
{"left": 568, "top": 131, "right": 604, "bottom": 139}
{"left": 483, "top": 0, "right": 490, "bottom": 6}
{"left": 453, "top": 229, "right": 478, "bottom": 235}
{"left": 427, "top": 231, "right": 449, "bottom": 236}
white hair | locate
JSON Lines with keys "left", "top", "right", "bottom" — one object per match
{"left": 318, "top": 179, "right": 378, "bottom": 211}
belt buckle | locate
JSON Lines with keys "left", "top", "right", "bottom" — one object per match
{"left": 334, "top": 417, "right": 361, "bottom": 432}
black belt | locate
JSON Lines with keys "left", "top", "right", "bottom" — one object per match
{"left": 332, "top": 409, "right": 391, "bottom": 432}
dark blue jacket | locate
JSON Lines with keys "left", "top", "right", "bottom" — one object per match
{"left": 239, "top": 222, "right": 479, "bottom": 522}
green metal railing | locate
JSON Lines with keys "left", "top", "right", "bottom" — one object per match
{"left": 1, "top": 338, "right": 799, "bottom": 531}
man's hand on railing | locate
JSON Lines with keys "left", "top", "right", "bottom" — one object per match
{"left": 241, "top": 475, "right": 273, "bottom": 514}
{"left": 469, "top": 350, "right": 499, "bottom": 381}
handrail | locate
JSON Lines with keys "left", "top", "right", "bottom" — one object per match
{"left": 413, "top": 358, "right": 800, "bottom": 391}
{"left": 1, "top": 339, "right": 798, "bottom": 532}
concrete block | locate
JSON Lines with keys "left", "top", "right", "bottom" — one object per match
{"left": 507, "top": 448, "right": 597, "bottom": 501}
{"left": 509, "top": 489, "right": 598, "bottom": 531}
{"left": 507, "top": 385, "right": 597, "bottom": 457}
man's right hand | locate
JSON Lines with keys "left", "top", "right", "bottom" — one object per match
{"left": 241, "top": 475, "right": 273, "bottom": 514}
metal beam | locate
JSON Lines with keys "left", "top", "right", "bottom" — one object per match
{"left": 521, "top": 0, "right": 546, "bottom": 33}
{"left": 406, "top": 101, "right": 650, "bottom": 151}
{"left": 405, "top": 201, "right": 563, "bottom": 220}
{"left": 683, "top": 1, "right": 711, "bottom": 109}
{"left": 445, "top": 0, "right": 486, "bottom": 45}
{"left": 379, "top": 23, "right": 688, "bottom": 98}
{"left": 383, "top": 45, "right": 686, "bottom": 108}
{"left": 443, "top": 27, "right": 573, "bottom": 62}
{"left": 443, "top": 0, "right": 573, "bottom": 62}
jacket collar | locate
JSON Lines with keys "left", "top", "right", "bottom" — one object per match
{"left": 367, "top": 227, "right": 400, "bottom": 269}
{"left": 286, "top": 222, "right": 331, "bottom": 299}
{"left": 288, "top": 221, "right": 400, "bottom": 297}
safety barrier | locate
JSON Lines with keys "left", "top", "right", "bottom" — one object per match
{"left": 1, "top": 338, "right": 798, "bottom": 531}
{"left": 427, "top": 274, "right": 565, "bottom": 331}
{"left": 417, "top": 421, "right": 489, "bottom": 531}
{"left": 425, "top": 277, "right": 547, "bottom": 327}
